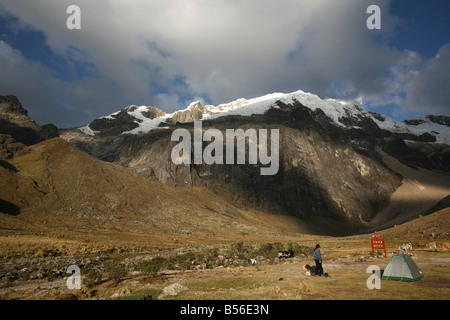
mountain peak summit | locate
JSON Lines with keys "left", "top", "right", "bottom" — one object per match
{"left": 74, "top": 89, "right": 450, "bottom": 146}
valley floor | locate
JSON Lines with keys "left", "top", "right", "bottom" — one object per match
{"left": 1, "top": 208, "right": 449, "bottom": 301}
{"left": 1, "top": 236, "right": 449, "bottom": 301}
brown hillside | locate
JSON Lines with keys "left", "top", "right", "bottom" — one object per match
{"left": 1, "top": 137, "right": 448, "bottom": 260}
{"left": 380, "top": 207, "right": 450, "bottom": 240}
{"left": 1, "top": 138, "right": 317, "bottom": 259}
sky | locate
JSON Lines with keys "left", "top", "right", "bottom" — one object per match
{"left": 0, "top": 0, "right": 449, "bottom": 128}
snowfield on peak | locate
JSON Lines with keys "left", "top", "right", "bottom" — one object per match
{"left": 78, "top": 125, "right": 98, "bottom": 136}
{"left": 123, "top": 106, "right": 168, "bottom": 135}
{"left": 77, "top": 89, "right": 449, "bottom": 145}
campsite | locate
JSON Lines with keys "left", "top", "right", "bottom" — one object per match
{"left": 0, "top": 208, "right": 449, "bottom": 300}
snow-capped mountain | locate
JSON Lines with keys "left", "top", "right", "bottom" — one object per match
{"left": 2, "top": 93, "right": 449, "bottom": 239}
{"left": 4, "top": 91, "right": 448, "bottom": 229}
{"left": 76, "top": 89, "right": 450, "bottom": 145}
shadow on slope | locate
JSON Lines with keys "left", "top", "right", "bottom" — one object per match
{"left": 0, "top": 198, "right": 20, "bottom": 216}
{"left": 362, "top": 150, "right": 450, "bottom": 233}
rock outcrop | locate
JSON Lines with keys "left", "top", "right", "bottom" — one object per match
{"left": 166, "top": 101, "right": 205, "bottom": 124}
{"left": 0, "top": 95, "right": 59, "bottom": 147}
{"left": 0, "top": 95, "right": 59, "bottom": 161}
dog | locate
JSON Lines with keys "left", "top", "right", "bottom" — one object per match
{"left": 303, "top": 264, "right": 316, "bottom": 275}
{"left": 303, "top": 264, "right": 329, "bottom": 277}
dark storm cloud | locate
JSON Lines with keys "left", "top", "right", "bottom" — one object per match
{"left": 0, "top": 0, "right": 448, "bottom": 128}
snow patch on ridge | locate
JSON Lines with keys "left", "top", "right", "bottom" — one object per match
{"left": 78, "top": 125, "right": 97, "bottom": 136}
{"left": 77, "top": 89, "right": 450, "bottom": 145}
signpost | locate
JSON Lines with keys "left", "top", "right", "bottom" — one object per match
{"left": 371, "top": 234, "right": 387, "bottom": 258}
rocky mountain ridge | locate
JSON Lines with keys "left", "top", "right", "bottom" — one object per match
{"left": 60, "top": 91, "right": 450, "bottom": 172}
{"left": 58, "top": 90, "right": 450, "bottom": 227}
{"left": 2, "top": 91, "right": 449, "bottom": 232}
{"left": 0, "top": 95, "right": 59, "bottom": 159}
{"left": 72, "top": 90, "right": 450, "bottom": 144}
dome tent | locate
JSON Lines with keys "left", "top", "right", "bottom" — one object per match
{"left": 381, "top": 254, "right": 423, "bottom": 282}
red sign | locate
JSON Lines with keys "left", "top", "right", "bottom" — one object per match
{"left": 371, "top": 235, "right": 387, "bottom": 258}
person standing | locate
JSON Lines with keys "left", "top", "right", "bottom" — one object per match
{"left": 313, "top": 244, "right": 324, "bottom": 276}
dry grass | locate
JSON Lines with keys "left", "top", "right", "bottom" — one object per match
{"left": 1, "top": 138, "right": 449, "bottom": 300}
{"left": 1, "top": 206, "right": 448, "bottom": 300}
{"left": 1, "top": 236, "right": 449, "bottom": 300}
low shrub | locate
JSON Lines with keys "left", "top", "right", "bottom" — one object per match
{"left": 105, "top": 263, "right": 128, "bottom": 284}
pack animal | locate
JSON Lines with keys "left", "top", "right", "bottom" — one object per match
{"left": 278, "top": 250, "right": 294, "bottom": 259}
{"left": 398, "top": 243, "right": 413, "bottom": 252}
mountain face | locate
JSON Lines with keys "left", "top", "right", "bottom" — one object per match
{"left": 0, "top": 95, "right": 59, "bottom": 159}
{"left": 58, "top": 90, "right": 450, "bottom": 226}
{"left": 2, "top": 92, "right": 448, "bottom": 231}
{"left": 1, "top": 137, "right": 292, "bottom": 241}
{"left": 116, "top": 109, "right": 401, "bottom": 224}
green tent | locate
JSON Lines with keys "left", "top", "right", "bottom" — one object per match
{"left": 381, "top": 254, "right": 423, "bottom": 282}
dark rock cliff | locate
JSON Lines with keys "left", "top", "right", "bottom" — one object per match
{"left": 0, "top": 95, "right": 59, "bottom": 159}
{"left": 116, "top": 103, "right": 402, "bottom": 225}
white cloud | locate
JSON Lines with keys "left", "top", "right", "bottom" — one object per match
{"left": 152, "top": 93, "right": 182, "bottom": 111}
{"left": 401, "top": 44, "right": 450, "bottom": 115}
{"left": 0, "top": 0, "right": 448, "bottom": 127}
{"left": 0, "top": 40, "right": 125, "bottom": 127}
{"left": 0, "top": 40, "right": 70, "bottom": 124}
{"left": 366, "top": 43, "right": 450, "bottom": 117}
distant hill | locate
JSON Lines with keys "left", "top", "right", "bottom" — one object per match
{"left": 0, "top": 95, "right": 58, "bottom": 148}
